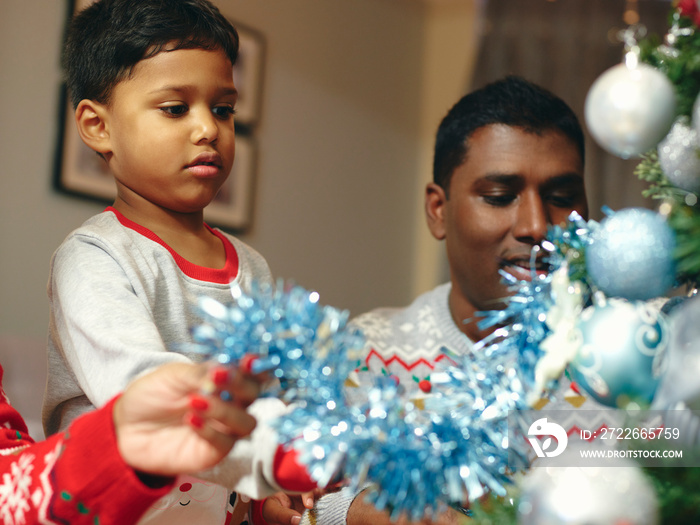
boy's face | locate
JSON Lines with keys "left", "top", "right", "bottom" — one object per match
{"left": 426, "top": 124, "right": 588, "bottom": 340}
{"left": 97, "top": 46, "right": 237, "bottom": 216}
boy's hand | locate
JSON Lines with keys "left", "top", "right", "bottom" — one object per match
{"left": 263, "top": 487, "right": 344, "bottom": 525}
{"left": 262, "top": 492, "right": 306, "bottom": 525}
{"left": 113, "top": 362, "right": 262, "bottom": 477}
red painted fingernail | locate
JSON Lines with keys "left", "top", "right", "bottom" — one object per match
{"left": 187, "top": 413, "right": 205, "bottom": 429}
{"left": 240, "top": 354, "right": 259, "bottom": 374}
{"left": 212, "top": 368, "right": 229, "bottom": 386}
{"left": 189, "top": 395, "right": 209, "bottom": 412}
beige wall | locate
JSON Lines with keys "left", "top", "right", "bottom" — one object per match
{"left": 414, "top": 0, "right": 482, "bottom": 293}
{"left": 0, "top": 0, "right": 478, "bottom": 342}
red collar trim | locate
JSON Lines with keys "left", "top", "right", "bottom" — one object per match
{"left": 105, "top": 207, "right": 239, "bottom": 284}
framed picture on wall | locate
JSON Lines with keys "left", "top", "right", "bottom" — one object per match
{"left": 231, "top": 22, "right": 266, "bottom": 127}
{"left": 200, "top": 134, "right": 257, "bottom": 231}
{"left": 54, "top": 0, "right": 260, "bottom": 231}
{"left": 54, "top": 97, "right": 115, "bottom": 203}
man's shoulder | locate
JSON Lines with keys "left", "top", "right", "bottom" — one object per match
{"left": 353, "top": 284, "right": 450, "bottom": 323}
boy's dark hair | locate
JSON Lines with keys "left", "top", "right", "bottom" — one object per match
{"left": 433, "top": 75, "right": 585, "bottom": 194}
{"left": 63, "top": 0, "right": 239, "bottom": 108}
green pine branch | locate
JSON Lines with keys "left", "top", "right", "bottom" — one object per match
{"left": 636, "top": 11, "right": 700, "bottom": 286}
{"left": 640, "top": 13, "right": 700, "bottom": 117}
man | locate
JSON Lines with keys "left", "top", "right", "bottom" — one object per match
{"left": 267, "top": 75, "right": 594, "bottom": 525}
{"left": 357, "top": 74, "right": 589, "bottom": 395}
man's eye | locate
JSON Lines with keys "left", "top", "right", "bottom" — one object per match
{"left": 213, "top": 105, "right": 235, "bottom": 119}
{"left": 160, "top": 105, "right": 188, "bottom": 117}
{"left": 548, "top": 193, "right": 578, "bottom": 207}
{"left": 483, "top": 194, "right": 516, "bottom": 207}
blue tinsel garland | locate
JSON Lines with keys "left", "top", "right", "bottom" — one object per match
{"left": 181, "top": 212, "right": 602, "bottom": 520}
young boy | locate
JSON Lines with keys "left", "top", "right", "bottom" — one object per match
{"left": 43, "top": 1, "right": 314, "bottom": 523}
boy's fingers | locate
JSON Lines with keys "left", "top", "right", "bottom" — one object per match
{"left": 303, "top": 491, "right": 314, "bottom": 509}
{"left": 263, "top": 494, "right": 303, "bottom": 525}
{"left": 268, "top": 507, "right": 301, "bottom": 525}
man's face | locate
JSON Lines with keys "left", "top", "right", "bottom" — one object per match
{"left": 426, "top": 124, "right": 588, "bottom": 340}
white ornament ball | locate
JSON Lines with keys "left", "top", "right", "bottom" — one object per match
{"left": 658, "top": 119, "right": 700, "bottom": 194}
{"left": 518, "top": 450, "right": 659, "bottom": 525}
{"left": 585, "top": 62, "right": 676, "bottom": 158}
{"left": 653, "top": 295, "right": 700, "bottom": 410}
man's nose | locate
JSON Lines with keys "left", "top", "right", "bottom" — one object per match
{"left": 513, "top": 192, "right": 549, "bottom": 245}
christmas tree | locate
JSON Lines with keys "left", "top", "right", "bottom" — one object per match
{"left": 468, "top": 1, "right": 700, "bottom": 522}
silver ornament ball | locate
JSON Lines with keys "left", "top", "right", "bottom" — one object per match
{"left": 585, "top": 62, "right": 676, "bottom": 158}
{"left": 658, "top": 118, "right": 700, "bottom": 194}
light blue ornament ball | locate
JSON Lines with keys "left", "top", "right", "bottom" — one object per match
{"left": 586, "top": 208, "right": 676, "bottom": 300}
{"left": 570, "top": 299, "right": 668, "bottom": 408}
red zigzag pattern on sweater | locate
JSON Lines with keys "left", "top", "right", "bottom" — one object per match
{"left": 365, "top": 348, "right": 459, "bottom": 371}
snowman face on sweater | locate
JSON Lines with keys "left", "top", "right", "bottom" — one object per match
{"left": 425, "top": 124, "right": 587, "bottom": 341}
{"left": 140, "top": 476, "right": 231, "bottom": 524}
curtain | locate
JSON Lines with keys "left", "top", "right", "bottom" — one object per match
{"left": 469, "top": 0, "right": 672, "bottom": 220}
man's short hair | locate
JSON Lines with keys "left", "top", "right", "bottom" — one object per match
{"left": 433, "top": 75, "right": 585, "bottom": 192}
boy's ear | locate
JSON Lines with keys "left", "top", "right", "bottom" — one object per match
{"left": 74, "top": 99, "right": 112, "bottom": 157}
{"left": 425, "top": 182, "right": 447, "bottom": 241}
